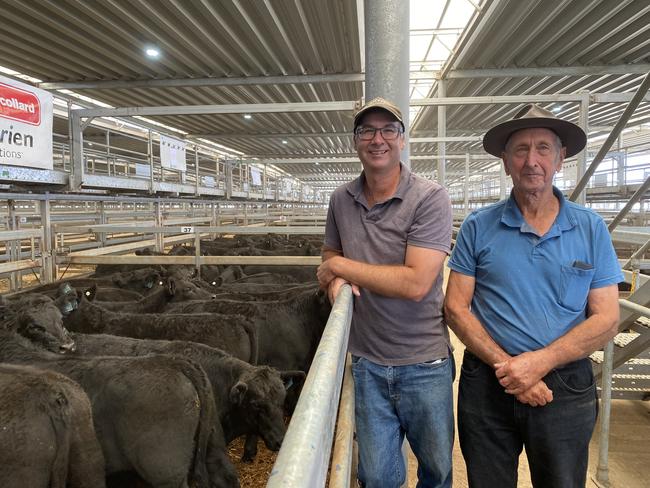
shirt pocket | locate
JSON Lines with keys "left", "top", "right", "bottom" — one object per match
{"left": 558, "top": 264, "right": 595, "bottom": 312}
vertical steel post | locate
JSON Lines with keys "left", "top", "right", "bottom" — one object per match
{"left": 148, "top": 130, "right": 155, "bottom": 193}
{"left": 500, "top": 164, "right": 507, "bottom": 200}
{"left": 70, "top": 112, "right": 84, "bottom": 190}
{"left": 575, "top": 92, "right": 589, "bottom": 205}
{"left": 39, "top": 195, "right": 55, "bottom": 283}
{"left": 437, "top": 79, "right": 447, "bottom": 185}
{"left": 595, "top": 340, "right": 614, "bottom": 488}
{"left": 364, "top": 0, "right": 410, "bottom": 164}
{"left": 464, "top": 152, "right": 470, "bottom": 215}
{"left": 194, "top": 145, "right": 200, "bottom": 195}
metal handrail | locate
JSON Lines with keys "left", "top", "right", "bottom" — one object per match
{"left": 267, "top": 285, "right": 353, "bottom": 487}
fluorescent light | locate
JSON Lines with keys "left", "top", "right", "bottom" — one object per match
{"left": 282, "top": 140, "right": 288, "bottom": 144}
{"left": 244, "top": 114, "right": 252, "bottom": 120}
{"left": 145, "top": 47, "right": 160, "bottom": 58}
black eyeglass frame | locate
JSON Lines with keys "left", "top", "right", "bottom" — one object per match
{"left": 353, "top": 125, "right": 404, "bottom": 141}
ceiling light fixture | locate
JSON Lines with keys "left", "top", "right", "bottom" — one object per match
{"left": 282, "top": 140, "right": 288, "bottom": 144}
{"left": 145, "top": 47, "right": 161, "bottom": 58}
{"left": 244, "top": 114, "right": 252, "bottom": 120}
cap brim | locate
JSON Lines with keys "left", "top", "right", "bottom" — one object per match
{"left": 483, "top": 117, "right": 587, "bottom": 158}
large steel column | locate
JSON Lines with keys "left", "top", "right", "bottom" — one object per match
{"left": 437, "top": 79, "right": 446, "bottom": 185}
{"left": 364, "top": 0, "right": 410, "bottom": 164}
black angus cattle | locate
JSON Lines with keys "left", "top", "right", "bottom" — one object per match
{"left": 240, "top": 265, "right": 317, "bottom": 283}
{"left": 64, "top": 286, "right": 258, "bottom": 363}
{"left": 0, "top": 364, "right": 106, "bottom": 488}
{"left": 1, "top": 292, "right": 76, "bottom": 353}
{"left": 84, "top": 278, "right": 214, "bottom": 314}
{"left": 210, "top": 282, "right": 320, "bottom": 302}
{"left": 165, "top": 288, "right": 331, "bottom": 373}
{"left": 0, "top": 330, "right": 238, "bottom": 488}
{"left": 30, "top": 268, "right": 164, "bottom": 296}
{"left": 68, "top": 332, "right": 305, "bottom": 462}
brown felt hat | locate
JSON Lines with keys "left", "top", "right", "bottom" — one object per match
{"left": 353, "top": 97, "right": 405, "bottom": 131}
{"left": 483, "top": 104, "right": 587, "bottom": 158}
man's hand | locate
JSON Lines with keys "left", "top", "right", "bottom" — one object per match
{"left": 317, "top": 256, "right": 342, "bottom": 289}
{"left": 326, "top": 276, "right": 361, "bottom": 305}
{"left": 494, "top": 350, "right": 551, "bottom": 395}
{"left": 515, "top": 380, "right": 553, "bottom": 407}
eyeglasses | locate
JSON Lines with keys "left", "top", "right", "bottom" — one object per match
{"left": 354, "top": 125, "right": 402, "bottom": 141}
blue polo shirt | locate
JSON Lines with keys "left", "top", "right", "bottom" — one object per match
{"left": 448, "top": 187, "right": 623, "bottom": 355}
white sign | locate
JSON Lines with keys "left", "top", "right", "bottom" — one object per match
{"left": 202, "top": 175, "right": 215, "bottom": 187}
{"left": 135, "top": 163, "right": 151, "bottom": 177}
{"left": 159, "top": 134, "right": 186, "bottom": 172}
{"left": 0, "top": 75, "right": 53, "bottom": 170}
{"left": 251, "top": 166, "right": 262, "bottom": 186}
{"left": 180, "top": 226, "right": 194, "bottom": 234}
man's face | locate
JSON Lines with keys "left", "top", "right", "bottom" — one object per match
{"left": 502, "top": 128, "right": 565, "bottom": 194}
{"left": 354, "top": 111, "right": 405, "bottom": 172}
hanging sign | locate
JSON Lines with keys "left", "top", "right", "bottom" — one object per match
{"left": 0, "top": 75, "right": 53, "bottom": 170}
{"left": 159, "top": 134, "right": 186, "bottom": 171}
{"left": 251, "top": 166, "right": 262, "bottom": 186}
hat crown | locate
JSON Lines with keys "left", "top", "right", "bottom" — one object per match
{"left": 353, "top": 97, "right": 404, "bottom": 130}
{"left": 513, "top": 103, "right": 556, "bottom": 120}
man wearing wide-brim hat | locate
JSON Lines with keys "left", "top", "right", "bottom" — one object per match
{"left": 444, "top": 104, "right": 623, "bottom": 487}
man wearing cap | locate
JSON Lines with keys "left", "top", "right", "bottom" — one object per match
{"left": 444, "top": 104, "right": 623, "bottom": 487}
{"left": 317, "top": 97, "right": 453, "bottom": 488}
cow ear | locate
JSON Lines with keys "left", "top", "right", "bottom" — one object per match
{"left": 83, "top": 284, "right": 97, "bottom": 302}
{"left": 280, "top": 371, "right": 306, "bottom": 390}
{"left": 230, "top": 381, "right": 248, "bottom": 405}
{"left": 168, "top": 278, "right": 176, "bottom": 296}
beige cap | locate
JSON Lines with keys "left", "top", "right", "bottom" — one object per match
{"left": 353, "top": 97, "right": 405, "bottom": 131}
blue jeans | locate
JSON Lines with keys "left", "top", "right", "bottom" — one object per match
{"left": 352, "top": 355, "right": 454, "bottom": 488}
{"left": 458, "top": 351, "right": 598, "bottom": 488}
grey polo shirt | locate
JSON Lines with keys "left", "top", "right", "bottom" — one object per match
{"left": 324, "top": 163, "right": 452, "bottom": 366}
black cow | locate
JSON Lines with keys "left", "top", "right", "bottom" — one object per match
{"left": 68, "top": 332, "right": 305, "bottom": 462}
{"left": 0, "top": 330, "right": 238, "bottom": 488}
{"left": 0, "top": 364, "right": 106, "bottom": 488}
{"left": 87, "top": 278, "right": 214, "bottom": 314}
{"left": 64, "top": 287, "right": 258, "bottom": 363}
{"left": 165, "top": 288, "right": 331, "bottom": 372}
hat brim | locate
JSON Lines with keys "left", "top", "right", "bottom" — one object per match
{"left": 483, "top": 117, "right": 587, "bottom": 158}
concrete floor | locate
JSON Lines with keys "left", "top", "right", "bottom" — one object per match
{"left": 405, "top": 332, "right": 650, "bottom": 488}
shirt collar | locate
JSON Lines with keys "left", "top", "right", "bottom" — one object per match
{"left": 346, "top": 162, "right": 410, "bottom": 205}
{"left": 501, "top": 186, "right": 575, "bottom": 235}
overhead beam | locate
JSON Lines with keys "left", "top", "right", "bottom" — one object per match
{"left": 37, "top": 65, "right": 650, "bottom": 91}
{"left": 262, "top": 154, "right": 492, "bottom": 164}
{"left": 74, "top": 101, "right": 356, "bottom": 118}
{"left": 191, "top": 131, "right": 353, "bottom": 139}
{"left": 72, "top": 93, "right": 648, "bottom": 119}
{"left": 40, "top": 73, "right": 365, "bottom": 90}
{"left": 447, "top": 64, "right": 650, "bottom": 79}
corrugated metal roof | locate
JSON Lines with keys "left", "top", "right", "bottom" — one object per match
{"left": 0, "top": 0, "right": 648, "bottom": 192}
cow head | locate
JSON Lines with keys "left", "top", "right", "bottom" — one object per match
{"left": 169, "top": 279, "right": 215, "bottom": 302}
{"left": 227, "top": 367, "right": 303, "bottom": 452}
{"left": 8, "top": 295, "right": 76, "bottom": 354}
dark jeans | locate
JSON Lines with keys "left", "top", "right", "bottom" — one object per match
{"left": 458, "top": 351, "right": 598, "bottom": 488}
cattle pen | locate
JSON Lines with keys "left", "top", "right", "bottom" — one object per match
{"left": 2, "top": 1, "right": 650, "bottom": 487}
